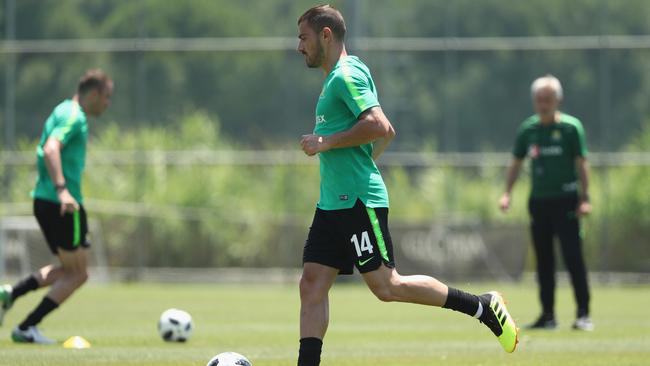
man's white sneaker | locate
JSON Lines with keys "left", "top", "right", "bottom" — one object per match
{"left": 572, "top": 316, "right": 595, "bottom": 331}
{"left": 11, "top": 326, "right": 56, "bottom": 344}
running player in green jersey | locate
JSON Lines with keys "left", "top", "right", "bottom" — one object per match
{"left": 0, "top": 69, "right": 113, "bottom": 344}
{"left": 296, "top": 5, "right": 518, "bottom": 365}
{"left": 500, "top": 75, "right": 593, "bottom": 331}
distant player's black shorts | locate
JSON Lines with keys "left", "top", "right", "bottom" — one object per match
{"left": 303, "top": 199, "right": 395, "bottom": 275}
{"left": 33, "top": 198, "right": 90, "bottom": 254}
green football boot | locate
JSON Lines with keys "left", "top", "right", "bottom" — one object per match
{"left": 479, "top": 291, "right": 519, "bottom": 353}
{"left": 0, "top": 285, "right": 13, "bottom": 326}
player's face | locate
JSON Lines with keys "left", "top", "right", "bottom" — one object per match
{"left": 298, "top": 21, "right": 325, "bottom": 68}
{"left": 533, "top": 87, "right": 559, "bottom": 119}
{"left": 88, "top": 83, "right": 113, "bottom": 117}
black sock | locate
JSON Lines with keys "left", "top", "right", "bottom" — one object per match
{"left": 18, "top": 297, "right": 59, "bottom": 331}
{"left": 298, "top": 337, "right": 323, "bottom": 366}
{"left": 11, "top": 275, "right": 39, "bottom": 302}
{"left": 443, "top": 287, "right": 482, "bottom": 318}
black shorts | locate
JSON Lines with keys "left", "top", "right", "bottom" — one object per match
{"left": 303, "top": 199, "right": 395, "bottom": 275}
{"left": 33, "top": 198, "right": 90, "bottom": 254}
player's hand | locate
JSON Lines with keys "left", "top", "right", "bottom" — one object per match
{"left": 58, "top": 189, "right": 80, "bottom": 216}
{"left": 301, "top": 134, "right": 330, "bottom": 156}
{"left": 577, "top": 200, "right": 592, "bottom": 217}
{"left": 499, "top": 193, "right": 511, "bottom": 213}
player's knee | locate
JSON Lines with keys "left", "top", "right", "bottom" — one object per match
{"left": 372, "top": 286, "right": 397, "bottom": 302}
{"left": 299, "top": 274, "right": 326, "bottom": 303}
{"left": 66, "top": 268, "right": 88, "bottom": 287}
{"left": 374, "top": 289, "right": 395, "bottom": 302}
{"left": 76, "top": 270, "right": 89, "bottom": 286}
{"left": 365, "top": 270, "right": 403, "bottom": 302}
{"left": 368, "top": 280, "right": 399, "bottom": 302}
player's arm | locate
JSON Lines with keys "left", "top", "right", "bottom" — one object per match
{"left": 369, "top": 108, "right": 396, "bottom": 161}
{"left": 576, "top": 156, "right": 591, "bottom": 216}
{"left": 573, "top": 120, "right": 591, "bottom": 216}
{"left": 43, "top": 137, "right": 79, "bottom": 215}
{"left": 499, "top": 158, "right": 523, "bottom": 212}
{"left": 500, "top": 123, "right": 528, "bottom": 213}
{"left": 302, "top": 106, "right": 395, "bottom": 156}
{"left": 301, "top": 106, "right": 395, "bottom": 157}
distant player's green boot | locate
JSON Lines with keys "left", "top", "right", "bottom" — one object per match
{"left": 479, "top": 291, "right": 519, "bottom": 353}
{"left": 0, "top": 285, "right": 13, "bottom": 326}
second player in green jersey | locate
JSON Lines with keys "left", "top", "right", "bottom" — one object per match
{"left": 33, "top": 99, "right": 88, "bottom": 204}
{"left": 0, "top": 70, "right": 113, "bottom": 344}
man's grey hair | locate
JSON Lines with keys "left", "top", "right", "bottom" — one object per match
{"left": 531, "top": 74, "right": 563, "bottom": 100}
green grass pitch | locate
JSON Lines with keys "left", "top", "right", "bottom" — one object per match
{"left": 0, "top": 282, "right": 648, "bottom": 365}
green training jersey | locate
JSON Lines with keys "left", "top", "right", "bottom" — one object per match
{"left": 313, "top": 55, "right": 388, "bottom": 210}
{"left": 32, "top": 99, "right": 88, "bottom": 204}
{"left": 513, "top": 113, "right": 588, "bottom": 199}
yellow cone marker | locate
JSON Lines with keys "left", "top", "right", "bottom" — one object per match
{"left": 63, "top": 336, "right": 91, "bottom": 349}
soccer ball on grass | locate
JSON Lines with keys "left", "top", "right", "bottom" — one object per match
{"left": 158, "top": 308, "right": 193, "bottom": 342}
{"left": 206, "top": 352, "right": 252, "bottom": 366}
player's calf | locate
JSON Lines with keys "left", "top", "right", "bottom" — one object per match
{"left": 298, "top": 263, "right": 337, "bottom": 366}
{"left": 47, "top": 248, "right": 89, "bottom": 303}
{"left": 48, "top": 269, "right": 88, "bottom": 304}
{"left": 67, "top": 270, "right": 89, "bottom": 293}
{"left": 363, "top": 266, "right": 448, "bottom": 306}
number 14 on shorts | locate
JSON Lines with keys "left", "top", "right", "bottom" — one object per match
{"left": 351, "top": 231, "right": 373, "bottom": 257}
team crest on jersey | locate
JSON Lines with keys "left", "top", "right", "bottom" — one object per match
{"left": 316, "top": 115, "right": 326, "bottom": 124}
{"left": 552, "top": 130, "right": 562, "bottom": 141}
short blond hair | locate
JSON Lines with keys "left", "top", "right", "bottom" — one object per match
{"left": 531, "top": 74, "right": 563, "bottom": 100}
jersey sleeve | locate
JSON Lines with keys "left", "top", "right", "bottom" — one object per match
{"left": 50, "top": 105, "right": 82, "bottom": 145}
{"left": 512, "top": 125, "right": 528, "bottom": 159}
{"left": 571, "top": 119, "right": 588, "bottom": 158}
{"left": 334, "top": 64, "right": 380, "bottom": 118}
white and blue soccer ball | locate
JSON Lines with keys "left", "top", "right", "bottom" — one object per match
{"left": 158, "top": 308, "right": 193, "bottom": 342}
{"left": 206, "top": 352, "right": 252, "bottom": 366}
